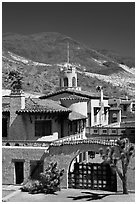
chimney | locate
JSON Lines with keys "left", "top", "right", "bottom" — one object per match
{"left": 9, "top": 89, "right": 25, "bottom": 125}
{"left": 100, "top": 88, "right": 103, "bottom": 104}
{"left": 96, "top": 86, "right": 104, "bottom": 126}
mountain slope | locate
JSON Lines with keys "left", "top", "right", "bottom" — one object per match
{"left": 2, "top": 32, "right": 135, "bottom": 98}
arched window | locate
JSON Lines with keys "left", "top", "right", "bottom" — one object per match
{"left": 72, "top": 77, "right": 76, "bottom": 87}
{"left": 64, "top": 77, "right": 68, "bottom": 87}
{"left": 112, "top": 113, "right": 117, "bottom": 118}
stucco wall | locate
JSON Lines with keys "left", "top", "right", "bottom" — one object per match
{"left": 60, "top": 71, "right": 77, "bottom": 88}
{"left": 2, "top": 147, "right": 46, "bottom": 184}
{"left": 4, "top": 114, "right": 63, "bottom": 141}
{"left": 2, "top": 142, "right": 119, "bottom": 186}
{"left": 9, "top": 115, "right": 27, "bottom": 140}
{"left": 2, "top": 143, "right": 134, "bottom": 191}
{"left": 90, "top": 99, "right": 109, "bottom": 126}
{"left": 69, "top": 102, "right": 87, "bottom": 117}
{"left": 61, "top": 100, "right": 87, "bottom": 117}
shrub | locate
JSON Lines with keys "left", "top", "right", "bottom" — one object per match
{"left": 21, "top": 162, "right": 64, "bottom": 194}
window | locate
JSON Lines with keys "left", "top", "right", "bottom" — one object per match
{"left": 35, "top": 120, "right": 52, "bottom": 137}
{"left": 121, "top": 130, "right": 126, "bottom": 134}
{"left": 69, "top": 122, "right": 72, "bottom": 132}
{"left": 94, "top": 129, "right": 98, "bottom": 134}
{"left": 72, "top": 77, "right": 76, "bottom": 87}
{"left": 2, "top": 118, "right": 8, "bottom": 137}
{"left": 112, "top": 130, "right": 116, "bottom": 134}
{"left": 87, "top": 113, "right": 91, "bottom": 127}
{"left": 112, "top": 113, "right": 117, "bottom": 118}
{"left": 64, "top": 77, "right": 68, "bottom": 87}
{"left": 132, "top": 104, "right": 135, "bottom": 111}
{"left": 102, "top": 129, "right": 107, "bottom": 134}
{"left": 123, "top": 105, "right": 127, "bottom": 111}
{"left": 73, "top": 121, "right": 77, "bottom": 133}
{"left": 104, "top": 113, "right": 107, "bottom": 121}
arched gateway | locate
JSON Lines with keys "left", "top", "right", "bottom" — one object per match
{"left": 68, "top": 152, "right": 117, "bottom": 192}
{"left": 46, "top": 139, "right": 119, "bottom": 192}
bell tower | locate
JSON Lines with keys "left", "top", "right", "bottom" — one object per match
{"left": 59, "top": 43, "right": 81, "bottom": 91}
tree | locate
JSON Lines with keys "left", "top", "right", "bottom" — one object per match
{"left": 8, "top": 70, "right": 23, "bottom": 91}
{"left": 99, "top": 138, "right": 134, "bottom": 194}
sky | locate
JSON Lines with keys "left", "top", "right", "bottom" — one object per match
{"left": 2, "top": 2, "right": 135, "bottom": 58}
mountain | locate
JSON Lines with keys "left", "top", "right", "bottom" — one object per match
{"left": 2, "top": 32, "right": 135, "bottom": 98}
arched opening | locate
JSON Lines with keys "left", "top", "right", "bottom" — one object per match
{"left": 112, "top": 113, "right": 117, "bottom": 123}
{"left": 72, "top": 77, "right": 76, "bottom": 87}
{"left": 64, "top": 77, "right": 68, "bottom": 87}
{"left": 68, "top": 150, "right": 117, "bottom": 191}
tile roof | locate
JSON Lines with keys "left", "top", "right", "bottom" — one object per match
{"left": 60, "top": 95, "right": 89, "bottom": 101}
{"left": 68, "top": 111, "right": 87, "bottom": 121}
{"left": 120, "top": 121, "right": 135, "bottom": 128}
{"left": 120, "top": 100, "right": 132, "bottom": 105}
{"left": 40, "top": 88, "right": 109, "bottom": 100}
{"left": 109, "top": 107, "right": 121, "bottom": 111}
{"left": 16, "top": 98, "right": 71, "bottom": 114}
{"left": 108, "top": 99, "right": 121, "bottom": 105}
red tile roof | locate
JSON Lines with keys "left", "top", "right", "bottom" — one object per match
{"left": 60, "top": 95, "right": 89, "bottom": 102}
{"left": 16, "top": 98, "right": 71, "bottom": 114}
{"left": 109, "top": 107, "right": 121, "bottom": 111}
{"left": 40, "top": 88, "right": 109, "bottom": 100}
{"left": 120, "top": 100, "right": 132, "bottom": 105}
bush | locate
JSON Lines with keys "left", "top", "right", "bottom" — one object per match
{"left": 21, "top": 162, "right": 64, "bottom": 194}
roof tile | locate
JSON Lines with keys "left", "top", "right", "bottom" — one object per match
{"left": 16, "top": 98, "right": 71, "bottom": 114}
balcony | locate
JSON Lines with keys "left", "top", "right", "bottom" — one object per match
{"left": 2, "top": 132, "right": 84, "bottom": 147}
{"left": 52, "top": 132, "right": 84, "bottom": 145}
{"left": 86, "top": 127, "right": 127, "bottom": 141}
{"left": 2, "top": 140, "right": 51, "bottom": 147}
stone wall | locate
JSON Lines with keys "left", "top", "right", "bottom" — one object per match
{"left": 3, "top": 141, "right": 134, "bottom": 191}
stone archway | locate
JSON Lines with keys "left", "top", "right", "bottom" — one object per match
{"left": 45, "top": 140, "right": 119, "bottom": 189}
{"left": 67, "top": 150, "right": 117, "bottom": 192}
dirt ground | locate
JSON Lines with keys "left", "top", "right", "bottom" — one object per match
{"left": 2, "top": 188, "right": 135, "bottom": 202}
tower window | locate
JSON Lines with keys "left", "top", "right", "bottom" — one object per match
{"left": 72, "top": 77, "right": 76, "bottom": 87}
{"left": 64, "top": 77, "right": 68, "bottom": 87}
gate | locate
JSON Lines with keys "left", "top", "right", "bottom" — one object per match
{"left": 68, "top": 162, "right": 117, "bottom": 192}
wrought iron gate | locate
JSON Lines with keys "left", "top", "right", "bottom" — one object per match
{"left": 68, "top": 162, "right": 117, "bottom": 192}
